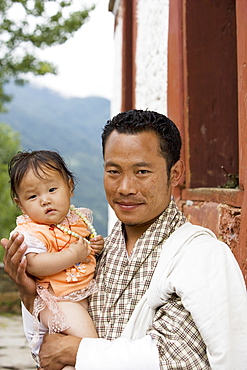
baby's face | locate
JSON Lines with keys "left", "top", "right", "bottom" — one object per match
{"left": 15, "top": 167, "right": 73, "bottom": 225}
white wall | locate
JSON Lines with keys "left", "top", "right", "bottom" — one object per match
{"left": 110, "top": 5, "right": 123, "bottom": 119}
{"left": 135, "top": 0, "right": 169, "bottom": 114}
{"left": 108, "top": 2, "right": 123, "bottom": 234}
{"left": 107, "top": 0, "right": 170, "bottom": 233}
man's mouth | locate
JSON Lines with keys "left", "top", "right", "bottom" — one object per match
{"left": 115, "top": 201, "right": 143, "bottom": 210}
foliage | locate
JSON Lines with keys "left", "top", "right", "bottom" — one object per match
{"left": 0, "top": 122, "right": 22, "bottom": 260}
{"left": 0, "top": 83, "right": 110, "bottom": 238}
{"left": 0, "top": 0, "right": 94, "bottom": 112}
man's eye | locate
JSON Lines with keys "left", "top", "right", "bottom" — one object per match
{"left": 49, "top": 187, "right": 56, "bottom": 192}
{"left": 138, "top": 170, "right": 149, "bottom": 174}
{"left": 107, "top": 170, "right": 119, "bottom": 174}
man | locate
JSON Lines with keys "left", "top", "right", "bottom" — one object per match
{"left": 2, "top": 109, "right": 247, "bottom": 369}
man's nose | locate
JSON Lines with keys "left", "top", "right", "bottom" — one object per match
{"left": 118, "top": 175, "right": 137, "bottom": 195}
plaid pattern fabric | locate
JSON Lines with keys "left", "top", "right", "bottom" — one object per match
{"left": 88, "top": 199, "right": 210, "bottom": 368}
{"left": 148, "top": 295, "right": 210, "bottom": 369}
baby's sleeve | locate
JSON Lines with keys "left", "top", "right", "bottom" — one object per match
{"left": 10, "top": 230, "right": 47, "bottom": 255}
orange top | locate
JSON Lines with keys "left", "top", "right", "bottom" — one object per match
{"left": 14, "top": 208, "right": 96, "bottom": 297}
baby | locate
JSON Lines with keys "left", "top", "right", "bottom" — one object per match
{"left": 9, "top": 150, "right": 104, "bottom": 369}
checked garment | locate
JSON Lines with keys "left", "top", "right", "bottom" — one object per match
{"left": 88, "top": 199, "right": 210, "bottom": 369}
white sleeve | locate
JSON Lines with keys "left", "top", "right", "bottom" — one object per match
{"left": 21, "top": 302, "right": 48, "bottom": 356}
{"left": 75, "top": 335, "right": 160, "bottom": 370}
{"left": 168, "top": 235, "right": 247, "bottom": 369}
{"left": 10, "top": 230, "right": 47, "bottom": 255}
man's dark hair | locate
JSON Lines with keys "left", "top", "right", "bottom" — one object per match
{"left": 102, "top": 109, "right": 182, "bottom": 174}
{"left": 9, "top": 150, "right": 76, "bottom": 199}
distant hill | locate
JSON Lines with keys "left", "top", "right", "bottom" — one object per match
{"left": 0, "top": 83, "right": 110, "bottom": 236}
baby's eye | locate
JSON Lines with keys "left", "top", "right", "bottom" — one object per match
{"left": 28, "top": 195, "right": 37, "bottom": 200}
{"left": 49, "top": 187, "right": 57, "bottom": 193}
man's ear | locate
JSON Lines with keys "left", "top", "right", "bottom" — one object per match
{"left": 170, "top": 159, "right": 184, "bottom": 187}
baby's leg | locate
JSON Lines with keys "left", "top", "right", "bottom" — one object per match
{"left": 40, "top": 298, "right": 98, "bottom": 338}
{"left": 58, "top": 299, "right": 98, "bottom": 338}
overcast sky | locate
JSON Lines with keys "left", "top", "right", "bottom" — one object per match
{"left": 28, "top": 0, "right": 115, "bottom": 100}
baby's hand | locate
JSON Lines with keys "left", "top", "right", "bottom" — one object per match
{"left": 90, "top": 235, "right": 104, "bottom": 255}
{"left": 69, "top": 237, "right": 92, "bottom": 264}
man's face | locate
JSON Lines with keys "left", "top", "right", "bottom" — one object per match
{"left": 104, "top": 130, "right": 172, "bottom": 229}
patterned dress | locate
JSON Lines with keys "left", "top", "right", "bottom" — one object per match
{"left": 12, "top": 207, "right": 97, "bottom": 348}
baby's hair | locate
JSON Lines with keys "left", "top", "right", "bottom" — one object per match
{"left": 9, "top": 150, "right": 76, "bottom": 200}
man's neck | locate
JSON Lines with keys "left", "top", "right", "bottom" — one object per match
{"left": 123, "top": 226, "right": 144, "bottom": 255}
{"left": 123, "top": 218, "right": 159, "bottom": 255}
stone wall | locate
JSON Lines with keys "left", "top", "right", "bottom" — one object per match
{"left": 181, "top": 201, "right": 241, "bottom": 258}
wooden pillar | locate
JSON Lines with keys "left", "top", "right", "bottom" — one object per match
{"left": 121, "top": 0, "right": 137, "bottom": 111}
{"left": 236, "top": 0, "right": 247, "bottom": 285}
{"left": 167, "top": 0, "right": 185, "bottom": 200}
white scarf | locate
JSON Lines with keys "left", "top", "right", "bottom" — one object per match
{"left": 122, "top": 222, "right": 247, "bottom": 369}
{"left": 122, "top": 222, "right": 215, "bottom": 339}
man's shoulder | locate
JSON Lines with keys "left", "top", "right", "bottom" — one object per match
{"left": 171, "top": 222, "right": 216, "bottom": 238}
{"left": 168, "top": 222, "right": 230, "bottom": 256}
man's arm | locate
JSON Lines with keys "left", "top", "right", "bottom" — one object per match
{"left": 1, "top": 232, "right": 36, "bottom": 312}
{"left": 21, "top": 301, "right": 159, "bottom": 370}
{"left": 39, "top": 332, "right": 159, "bottom": 370}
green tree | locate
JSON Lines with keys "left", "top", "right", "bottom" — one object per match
{"left": 0, "top": 122, "right": 22, "bottom": 260}
{"left": 0, "top": 0, "right": 94, "bottom": 112}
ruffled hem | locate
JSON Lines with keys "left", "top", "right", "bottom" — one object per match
{"left": 29, "top": 280, "right": 98, "bottom": 350}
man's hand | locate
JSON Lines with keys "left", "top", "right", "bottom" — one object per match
{"left": 1, "top": 232, "right": 36, "bottom": 312}
{"left": 39, "top": 333, "right": 81, "bottom": 370}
